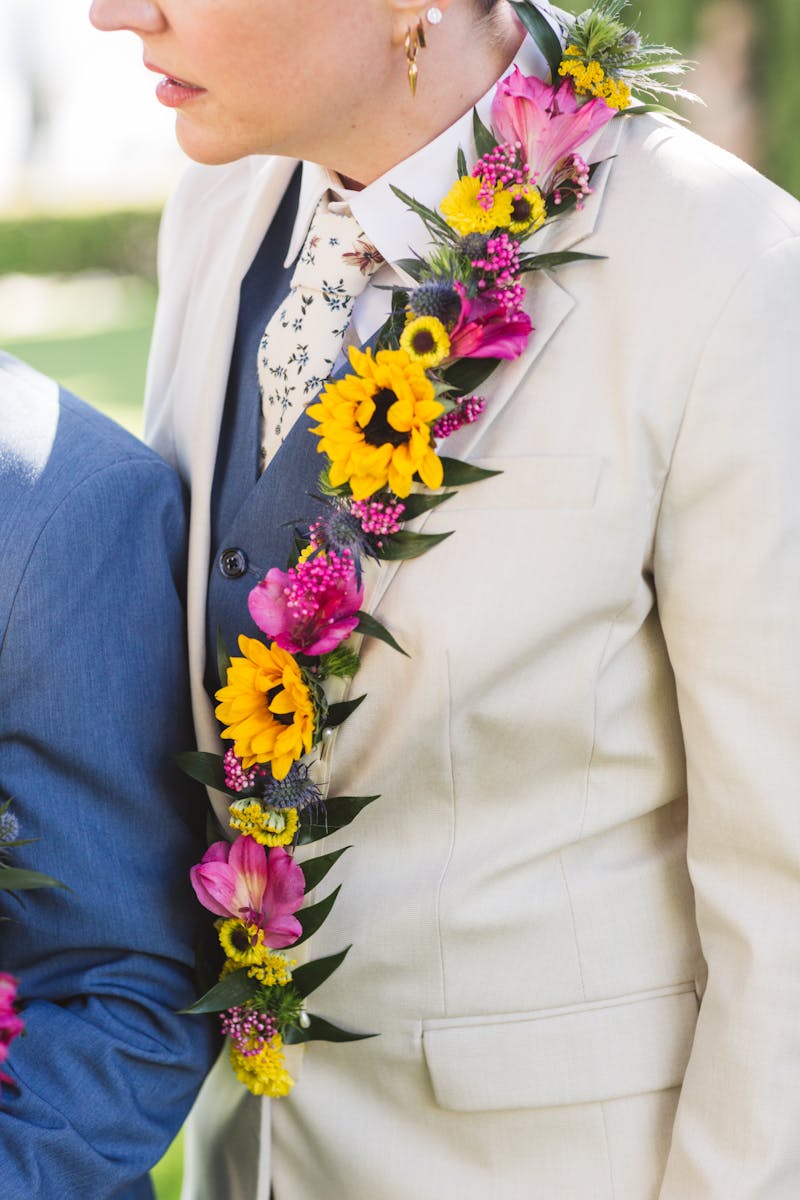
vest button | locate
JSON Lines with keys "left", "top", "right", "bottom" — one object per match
{"left": 219, "top": 547, "right": 248, "bottom": 579}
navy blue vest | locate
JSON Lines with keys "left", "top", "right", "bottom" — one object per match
{"left": 205, "top": 167, "right": 330, "bottom": 698}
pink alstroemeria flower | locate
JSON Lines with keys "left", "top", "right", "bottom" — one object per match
{"left": 449, "top": 284, "right": 533, "bottom": 361}
{"left": 248, "top": 550, "right": 364, "bottom": 656}
{"left": 491, "top": 69, "right": 615, "bottom": 194}
{"left": 0, "top": 973, "right": 25, "bottom": 1091}
{"left": 190, "top": 837, "right": 305, "bottom": 948}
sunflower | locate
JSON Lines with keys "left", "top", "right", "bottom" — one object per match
{"left": 503, "top": 184, "right": 547, "bottom": 235}
{"left": 399, "top": 315, "right": 451, "bottom": 369}
{"left": 215, "top": 636, "right": 315, "bottom": 775}
{"left": 440, "top": 175, "right": 514, "bottom": 236}
{"left": 307, "top": 346, "right": 444, "bottom": 500}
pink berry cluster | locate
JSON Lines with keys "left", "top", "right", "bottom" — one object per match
{"left": 552, "top": 153, "right": 592, "bottom": 208}
{"left": 283, "top": 550, "right": 356, "bottom": 622}
{"left": 473, "top": 142, "right": 528, "bottom": 210}
{"left": 470, "top": 231, "right": 526, "bottom": 313}
{"left": 432, "top": 396, "right": 487, "bottom": 440}
{"left": 221, "top": 1005, "right": 278, "bottom": 1057}
{"left": 223, "top": 747, "right": 260, "bottom": 793}
{"left": 349, "top": 498, "right": 405, "bottom": 546}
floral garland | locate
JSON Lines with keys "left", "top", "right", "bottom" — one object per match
{"left": 181, "top": 0, "right": 692, "bottom": 1099}
{"left": 0, "top": 799, "right": 63, "bottom": 1101}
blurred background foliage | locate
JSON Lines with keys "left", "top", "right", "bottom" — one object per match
{"left": 1, "top": 0, "right": 798, "bottom": 1194}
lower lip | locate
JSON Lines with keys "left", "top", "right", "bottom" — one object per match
{"left": 155, "top": 77, "right": 207, "bottom": 108}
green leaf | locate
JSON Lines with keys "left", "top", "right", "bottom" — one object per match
{"left": 456, "top": 147, "right": 468, "bottom": 179}
{"left": 508, "top": 1, "right": 564, "bottom": 83}
{"left": 518, "top": 250, "right": 607, "bottom": 273}
{"left": 180, "top": 968, "right": 259, "bottom": 1015}
{"left": 325, "top": 694, "right": 366, "bottom": 728}
{"left": 355, "top": 611, "right": 408, "bottom": 657}
{"left": 292, "top": 946, "right": 352, "bottom": 999}
{"left": 380, "top": 530, "right": 453, "bottom": 561}
{"left": 440, "top": 457, "right": 502, "bottom": 487}
{"left": 441, "top": 356, "right": 501, "bottom": 397}
{"left": 216, "top": 627, "right": 231, "bottom": 689}
{"left": 389, "top": 185, "right": 454, "bottom": 238}
{"left": 0, "top": 866, "right": 66, "bottom": 891}
{"left": 293, "top": 886, "right": 341, "bottom": 946}
{"left": 624, "top": 102, "right": 688, "bottom": 122}
{"left": 472, "top": 108, "right": 496, "bottom": 160}
{"left": 175, "top": 750, "right": 230, "bottom": 794}
{"left": 399, "top": 490, "right": 456, "bottom": 520}
{"left": 299, "top": 846, "right": 351, "bottom": 893}
{"left": 296, "top": 794, "right": 380, "bottom": 845}
{"left": 394, "top": 256, "right": 427, "bottom": 283}
{"left": 283, "top": 1014, "right": 377, "bottom": 1045}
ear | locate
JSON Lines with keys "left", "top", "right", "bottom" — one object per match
{"left": 386, "top": 0, "right": 456, "bottom": 48}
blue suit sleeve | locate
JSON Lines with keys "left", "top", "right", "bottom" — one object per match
{"left": 0, "top": 455, "right": 217, "bottom": 1198}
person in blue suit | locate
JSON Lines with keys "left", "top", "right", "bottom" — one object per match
{"left": 0, "top": 352, "right": 216, "bottom": 1198}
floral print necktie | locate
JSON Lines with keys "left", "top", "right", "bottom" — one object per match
{"left": 257, "top": 193, "right": 383, "bottom": 472}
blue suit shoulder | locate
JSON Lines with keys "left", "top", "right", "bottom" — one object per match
{"left": 0, "top": 354, "right": 216, "bottom": 1199}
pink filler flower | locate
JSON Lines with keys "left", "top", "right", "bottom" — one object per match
{"left": 0, "top": 973, "right": 25, "bottom": 1092}
{"left": 248, "top": 550, "right": 364, "bottom": 656}
{"left": 491, "top": 69, "right": 615, "bottom": 194}
{"left": 190, "top": 837, "right": 305, "bottom": 948}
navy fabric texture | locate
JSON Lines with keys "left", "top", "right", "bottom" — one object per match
{"left": 0, "top": 356, "right": 217, "bottom": 1199}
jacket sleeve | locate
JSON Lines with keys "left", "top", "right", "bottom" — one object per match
{"left": 0, "top": 454, "right": 217, "bottom": 1198}
{"left": 654, "top": 235, "right": 800, "bottom": 1197}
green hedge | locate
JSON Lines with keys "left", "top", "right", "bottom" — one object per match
{"left": 0, "top": 209, "right": 161, "bottom": 281}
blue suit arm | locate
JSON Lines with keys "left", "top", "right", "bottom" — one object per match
{"left": 0, "top": 456, "right": 217, "bottom": 1198}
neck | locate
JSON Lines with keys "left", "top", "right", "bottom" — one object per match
{"left": 313, "top": 9, "right": 524, "bottom": 189}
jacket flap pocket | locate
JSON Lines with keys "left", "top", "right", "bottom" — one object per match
{"left": 442, "top": 455, "right": 603, "bottom": 511}
{"left": 422, "top": 985, "right": 698, "bottom": 1112}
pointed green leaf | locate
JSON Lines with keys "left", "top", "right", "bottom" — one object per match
{"left": 216, "top": 627, "right": 231, "bottom": 689}
{"left": 625, "top": 103, "right": 688, "bottom": 122}
{"left": 399, "top": 490, "right": 456, "bottom": 520}
{"left": 296, "top": 794, "right": 380, "bottom": 845}
{"left": 355, "top": 611, "right": 408, "bottom": 657}
{"left": 440, "top": 457, "right": 502, "bottom": 487}
{"left": 380, "top": 530, "right": 453, "bottom": 561}
{"left": 299, "top": 846, "right": 351, "bottom": 893}
{"left": 456, "top": 147, "right": 468, "bottom": 179}
{"left": 283, "top": 1014, "right": 378, "bottom": 1045}
{"left": 325, "top": 693, "right": 366, "bottom": 728}
{"left": 508, "top": 1, "right": 564, "bottom": 83}
{"left": 472, "top": 107, "right": 497, "bottom": 160}
{"left": 175, "top": 751, "right": 231, "bottom": 794}
{"left": 180, "top": 968, "right": 259, "bottom": 1015}
{"left": 389, "top": 185, "right": 453, "bottom": 238}
{"left": 441, "top": 355, "right": 500, "bottom": 396}
{"left": 0, "top": 866, "right": 65, "bottom": 891}
{"left": 292, "top": 946, "right": 352, "bottom": 999}
{"left": 394, "top": 256, "right": 427, "bottom": 283}
{"left": 292, "top": 886, "right": 341, "bottom": 947}
{"left": 518, "top": 250, "right": 606, "bottom": 273}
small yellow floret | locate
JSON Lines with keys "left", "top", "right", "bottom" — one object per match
{"left": 559, "top": 45, "right": 631, "bottom": 111}
{"left": 440, "top": 175, "right": 514, "bottom": 236}
{"left": 230, "top": 1034, "right": 295, "bottom": 1098}
{"left": 229, "top": 800, "right": 299, "bottom": 847}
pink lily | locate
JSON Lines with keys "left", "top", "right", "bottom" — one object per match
{"left": 190, "top": 837, "right": 305, "bottom": 948}
{"left": 491, "top": 69, "right": 615, "bottom": 194}
{"left": 248, "top": 550, "right": 364, "bottom": 656}
{"left": 448, "top": 284, "right": 533, "bottom": 361}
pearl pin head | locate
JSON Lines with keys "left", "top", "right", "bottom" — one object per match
{"left": 427, "top": 6, "right": 443, "bottom": 25}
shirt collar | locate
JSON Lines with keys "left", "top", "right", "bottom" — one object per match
{"left": 284, "top": 34, "right": 551, "bottom": 272}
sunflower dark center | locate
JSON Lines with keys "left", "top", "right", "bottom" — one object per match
{"left": 266, "top": 685, "right": 294, "bottom": 726}
{"left": 511, "top": 195, "right": 532, "bottom": 223}
{"left": 363, "top": 388, "right": 408, "bottom": 448}
{"left": 411, "top": 329, "right": 436, "bottom": 355}
{"left": 231, "top": 925, "right": 251, "bottom": 952}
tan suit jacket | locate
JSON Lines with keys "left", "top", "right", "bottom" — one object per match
{"left": 146, "top": 109, "right": 800, "bottom": 1198}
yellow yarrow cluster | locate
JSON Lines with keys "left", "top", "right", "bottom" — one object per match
{"left": 559, "top": 45, "right": 632, "bottom": 111}
{"left": 308, "top": 346, "right": 444, "bottom": 500}
{"left": 230, "top": 1034, "right": 295, "bottom": 1098}
{"left": 229, "top": 799, "right": 299, "bottom": 847}
{"left": 215, "top": 635, "right": 315, "bottom": 774}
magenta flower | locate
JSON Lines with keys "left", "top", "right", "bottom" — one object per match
{"left": 491, "top": 69, "right": 615, "bottom": 194}
{"left": 448, "top": 284, "right": 533, "bottom": 361}
{"left": 248, "top": 550, "right": 364, "bottom": 656}
{"left": 190, "top": 837, "right": 305, "bottom": 948}
{"left": 0, "top": 973, "right": 25, "bottom": 1092}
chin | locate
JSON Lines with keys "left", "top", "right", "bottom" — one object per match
{"left": 174, "top": 115, "right": 253, "bottom": 166}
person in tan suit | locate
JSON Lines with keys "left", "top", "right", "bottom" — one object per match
{"left": 90, "top": 1, "right": 800, "bottom": 1197}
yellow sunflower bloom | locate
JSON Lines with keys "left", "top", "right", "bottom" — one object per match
{"left": 230, "top": 1034, "right": 295, "bottom": 1098}
{"left": 307, "top": 346, "right": 444, "bottom": 500}
{"left": 400, "top": 316, "right": 451, "bottom": 369}
{"left": 503, "top": 184, "right": 547, "bottom": 235}
{"left": 440, "top": 175, "right": 514, "bottom": 236}
{"left": 215, "top": 636, "right": 315, "bottom": 775}
{"left": 218, "top": 918, "right": 263, "bottom": 966}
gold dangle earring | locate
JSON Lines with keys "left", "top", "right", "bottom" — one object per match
{"left": 405, "top": 18, "right": 426, "bottom": 97}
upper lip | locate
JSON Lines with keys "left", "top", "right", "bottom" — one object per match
{"left": 144, "top": 59, "right": 203, "bottom": 88}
